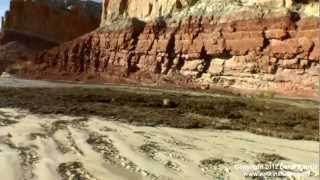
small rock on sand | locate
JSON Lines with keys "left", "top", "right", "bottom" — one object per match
{"left": 0, "top": 72, "right": 12, "bottom": 78}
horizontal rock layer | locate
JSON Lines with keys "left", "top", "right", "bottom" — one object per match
{"left": 22, "top": 12, "right": 320, "bottom": 97}
{"left": 2, "top": 0, "right": 101, "bottom": 43}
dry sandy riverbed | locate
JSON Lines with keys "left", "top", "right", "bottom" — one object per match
{"left": 0, "top": 77, "right": 319, "bottom": 179}
{"left": 0, "top": 108, "right": 318, "bottom": 180}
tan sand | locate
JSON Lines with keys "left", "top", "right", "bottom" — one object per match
{"left": 0, "top": 108, "right": 318, "bottom": 180}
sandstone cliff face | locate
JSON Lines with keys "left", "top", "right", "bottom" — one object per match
{"left": 2, "top": 0, "right": 101, "bottom": 43}
{"left": 100, "top": 0, "right": 197, "bottom": 26}
{"left": 22, "top": 0, "right": 320, "bottom": 97}
{"left": 101, "top": 0, "right": 320, "bottom": 26}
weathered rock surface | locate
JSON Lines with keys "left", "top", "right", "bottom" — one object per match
{"left": 0, "top": 28, "right": 59, "bottom": 73}
{"left": 22, "top": 17, "right": 319, "bottom": 96}
{"left": 101, "top": 0, "right": 320, "bottom": 26}
{"left": 0, "top": 41, "right": 31, "bottom": 73}
{"left": 0, "top": 0, "right": 102, "bottom": 73}
{"left": 20, "top": 0, "right": 320, "bottom": 97}
{"left": 100, "top": 0, "right": 198, "bottom": 26}
{"left": 2, "top": 0, "right": 101, "bottom": 43}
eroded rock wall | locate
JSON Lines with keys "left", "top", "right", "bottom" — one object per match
{"left": 100, "top": 0, "right": 196, "bottom": 26}
{"left": 2, "top": 0, "right": 101, "bottom": 43}
{"left": 24, "top": 10, "right": 320, "bottom": 97}
{"left": 100, "top": 0, "right": 320, "bottom": 26}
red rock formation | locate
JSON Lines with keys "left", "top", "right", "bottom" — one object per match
{"left": 0, "top": 0, "right": 101, "bottom": 73}
{"left": 0, "top": 29, "right": 59, "bottom": 73}
{"left": 2, "top": 0, "right": 100, "bottom": 43}
{"left": 21, "top": 12, "right": 320, "bottom": 97}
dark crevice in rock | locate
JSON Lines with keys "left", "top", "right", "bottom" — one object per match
{"left": 153, "top": 17, "right": 167, "bottom": 40}
{"left": 262, "top": 31, "right": 270, "bottom": 50}
{"left": 211, "top": 52, "right": 233, "bottom": 60}
{"left": 176, "top": 0, "right": 183, "bottom": 9}
{"left": 127, "top": 19, "right": 147, "bottom": 75}
{"left": 119, "top": 0, "right": 129, "bottom": 16}
{"left": 163, "top": 23, "right": 181, "bottom": 74}
{"left": 148, "top": 3, "right": 153, "bottom": 16}
{"left": 197, "top": 46, "right": 211, "bottom": 78}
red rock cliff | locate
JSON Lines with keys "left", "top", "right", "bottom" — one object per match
{"left": 2, "top": 0, "right": 101, "bottom": 43}
{"left": 21, "top": 0, "right": 320, "bottom": 97}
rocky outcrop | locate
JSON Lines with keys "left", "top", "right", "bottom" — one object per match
{"left": 100, "top": 0, "right": 197, "bottom": 26}
{"left": 0, "top": 29, "right": 59, "bottom": 73}
{"left": 100, "top": 0, "right": 320, "bottom": 26}
{"left": 21, "top": 0, "right": 320, "bottom": 97}
{"left": 2, "top": 0, "right": 101, "bottom": 43}
{"left": 0, "top": 41, "right": 30, "bottom": 72}
{"left": 0, "top": 0, "right": 102, "bottom": 73}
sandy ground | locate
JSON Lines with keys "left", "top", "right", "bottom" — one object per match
{"left": 0, "top": 77, "right": 318, "bottom": 179}
{"left": 0, "top": 108, "right": 318, "bottom": 180}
